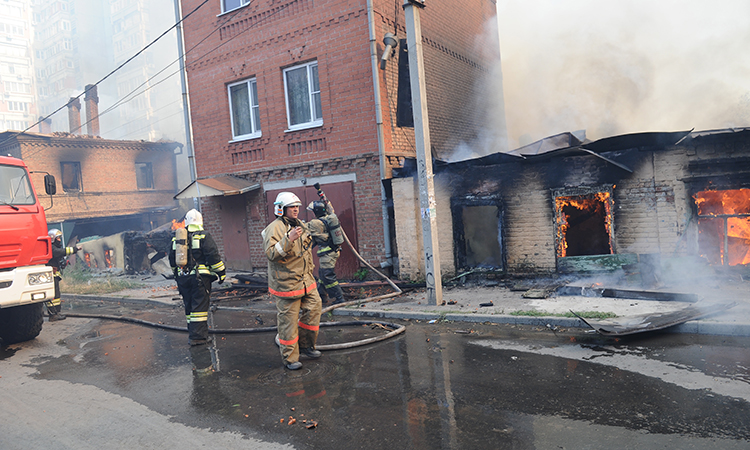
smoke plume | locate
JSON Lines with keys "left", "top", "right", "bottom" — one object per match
{"left": 497, "top": 0, "right": 750, "bottom": 149}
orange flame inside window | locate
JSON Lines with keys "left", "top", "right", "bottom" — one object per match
{"left": 555, "top": 192, "right": 613, "bottom": 258}
{"left": 694, "top": 189, "right": 750, "bottom": 265}
{"left": 171, "top": 219, "right": 185, "bottom": 230}
{"left": 105, "top": 249, "right": 114, "bottom": 268}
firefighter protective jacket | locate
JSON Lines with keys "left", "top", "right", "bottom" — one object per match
{"left": 306, "top": 217, "right": 337, "bottom": 256}
{"left": 47, "top": 241, "right": 77, "bottom": 275}
{"left": 169, "top": 224, "right": 226, "bottom": 281}
{"left": 262, "top": 216, "right": 317, "bottom": 298}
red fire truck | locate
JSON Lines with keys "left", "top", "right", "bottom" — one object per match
{"left": 0, "top": 155, "right": 57, "bottom": 344}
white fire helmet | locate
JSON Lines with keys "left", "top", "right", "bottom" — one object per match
{"left": 274, "top": 192, "right": 302, "bottom": 216}
{"left": 184, "top": 209, "right": 203, "bottom": 227}
{"left": 48, "top": 228, "right": 63, "bottom": 241}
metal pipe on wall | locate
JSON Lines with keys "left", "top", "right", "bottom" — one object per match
{"left": 367, "top": 0, "right": 394, "bottom": 269}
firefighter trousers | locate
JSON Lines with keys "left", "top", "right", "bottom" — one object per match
{"left": 317, "top": 266, "right": 344, "bottom": 304}
{"left": 176, "top": 273, "right": 212, "bottom": 341}
{"left": 45, "top": 276, "right": 63, "bottom": 315}
{"left": 275, "top": 288, "right": 322, "bottom": 364}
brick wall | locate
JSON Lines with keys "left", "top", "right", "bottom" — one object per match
{"left": 201, "top": 152, "right": 385, "bottom": 272}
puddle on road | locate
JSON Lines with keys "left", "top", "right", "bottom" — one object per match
{"left": 24, "top": 303, "right": 750, "bottom": 448}
{"left": 472, "top": 338, "right": 750, "bottom": 402}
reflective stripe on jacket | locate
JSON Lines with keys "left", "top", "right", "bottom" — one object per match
{"left": 262, "top": 217, "right": 316, "bottom": 298}
{"left": 169, "top": 225, "right": 225, "bottom": 278}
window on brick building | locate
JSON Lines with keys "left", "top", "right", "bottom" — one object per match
{"left": 451, "top": 197, "right": 504, "bottom": 271}
{"left": 135, "top": 162, "right": 154, "bottom": 190}
{"left": 283, "top": 61, "right": 322, "bottom": 131}
{"left": 222, "top": 0, "right": 250, "bottom": 13}
{"left": 60, "top": 161, "right": 81, "bottom": 192}
{"left": 228, "top": 78, "right": 261, "bottom": 140}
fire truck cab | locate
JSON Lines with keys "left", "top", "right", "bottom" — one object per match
{"left": 0, "top": 155, "right": 56, "bottom": 344}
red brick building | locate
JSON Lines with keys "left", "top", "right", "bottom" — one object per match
{"left": 179, "top": 0, "right": 501, "bottom": 275}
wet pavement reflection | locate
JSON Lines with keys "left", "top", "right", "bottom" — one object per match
{"left": 24, "top": 299, "right": 750, "bottom": 449}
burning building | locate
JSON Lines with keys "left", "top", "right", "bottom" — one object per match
{"left": 391, "top": 128, "right": 750, "bottom": 282}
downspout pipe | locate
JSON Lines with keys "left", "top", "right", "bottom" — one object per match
{"left": 366, "top": 0, "right": 394, "bottom": 268}
{"left": 174, "top": 0, "right": 201, "bottom": 210}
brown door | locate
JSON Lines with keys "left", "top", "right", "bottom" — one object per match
{"left": 217, "top": 194, "right": 252, "bottom": 270}
{"left": 265, "top": 182, "right": 359, "bottom": 279}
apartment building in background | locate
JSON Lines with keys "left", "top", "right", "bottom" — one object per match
{"left": 0, "top": 0, "right": 36, "bottom": 132}
{"left": 30, "top": 0, "right": 184, "bottom": 147}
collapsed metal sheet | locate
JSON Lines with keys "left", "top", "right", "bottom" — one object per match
{"left": 572, "top": 301, "right": 736, "bottom": 336}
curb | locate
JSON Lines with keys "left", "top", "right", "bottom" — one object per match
{"left": 331, "top": 307, "right": 750, "bottom": 337}
{"left": 63, "top": 294, "right": 179, "bottom": 308}
{"left": 63, "top": 295, "right": 750, "bottom": 337}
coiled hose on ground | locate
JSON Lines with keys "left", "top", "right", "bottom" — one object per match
{"left": 65, "top": 228, "right": 406, "bottom": 350}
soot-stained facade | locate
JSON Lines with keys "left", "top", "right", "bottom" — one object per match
{"left": 392, "top": 128, "right": 750, "bottom": 282}
{"left": 0, "top": 131, "right": 181, "bottom": 243}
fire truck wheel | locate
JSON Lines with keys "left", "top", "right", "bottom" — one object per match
{"left": 0, "top": 303, "right": 44, "bottom": 345}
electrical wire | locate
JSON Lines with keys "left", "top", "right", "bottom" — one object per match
{"left": 18, "top": 0, "right": 295, "bottom": 162}
{"left": 0, "top": 0, "right": 213, "bottom": 149}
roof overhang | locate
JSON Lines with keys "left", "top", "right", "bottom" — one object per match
{"left": 174, "top": 176, "right": 260, "bottom": 199}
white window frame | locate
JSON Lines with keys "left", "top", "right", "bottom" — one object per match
{"left": 221, "top": 0, "right": 251, "bottom": 14}
{"left": 227, "top": 77, "right": 261, "bottom": 141}
{"left": 283, "top": 61, "right": 322, "bottom": 132}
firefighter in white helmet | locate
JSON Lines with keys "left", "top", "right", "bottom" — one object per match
{"left": 45, "top": 228, "right": 80, "bottom": 321}
{"left": 262, "top": 192, "right": 322, "bottom": 370}
{"left": 169, "top": 209, "right": 226, "bottom": 346}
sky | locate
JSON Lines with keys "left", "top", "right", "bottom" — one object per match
{"left": 496, "top": 0, "right": 750, "bottom": 150}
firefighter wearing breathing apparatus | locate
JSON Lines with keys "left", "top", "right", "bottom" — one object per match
{"left": 169, "top": 209, "right": 226, "bottom": 346}
{"left": 306, "top": 200, "right": 346, "bottom": 305}
{"left": 262, "top": 192, "right": 322, "bottom": 370}
{"left": 46, "top": 228, "right": 80, "bottom": 321}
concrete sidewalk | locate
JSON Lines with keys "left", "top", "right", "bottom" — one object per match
{"left": 64, "top": 271, "right": 750, "bottom": 337}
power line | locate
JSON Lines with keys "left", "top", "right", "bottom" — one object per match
{"left": 100, "top": 98, "right": 183, "bottom": 137}
{"left": 117, "top": 109, "right": 184, "bottom": 140}
{"left": 0, "top": 0, "right": 212, "bottom": 148}
{"left": 71, "top": 0, "right": 295, "bottom": 144}
{"left": 16, "top": 0, "right": 295, "bottom": 163}
{"left": 69, "top": 0, "right": 260, "bottom": 138}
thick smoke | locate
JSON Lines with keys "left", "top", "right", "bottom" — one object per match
{"left": 497, "top": 0, "right": 750, "bottom": 149}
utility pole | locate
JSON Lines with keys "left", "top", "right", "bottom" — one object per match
{"left": 403, "top": 0, "right": 443, "bottom": 305}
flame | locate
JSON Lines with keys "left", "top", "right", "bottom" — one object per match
{"left": 171, "top": 219, "right": 185, "bottom": 230}
{"left": 105, "top": 249, "right": 114, "bottom": 268}
{"left": 84, "top": 252, "right": 92, "bottom": 268}
{"left": 555, "top": 192, "right": 613, "bottom": 257}
{"left": 695, "top": 189, "right": 750, "bottom": 265}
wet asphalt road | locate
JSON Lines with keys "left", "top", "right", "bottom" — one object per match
{"left": 2, "top": 298, "right": 750, "bottom": 450}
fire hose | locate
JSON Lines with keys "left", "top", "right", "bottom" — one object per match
{"left": 62, "top": 312, "right": 404, "bottom": 351}
{"left": 310, "top": 182, "right": 404, "bottom": 315}
{"left": 65, "top": 184, "right": 406, "bottom": 350}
